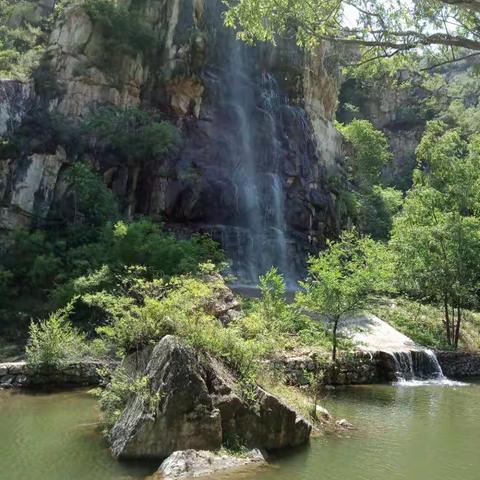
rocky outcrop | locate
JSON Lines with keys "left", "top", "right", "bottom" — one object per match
{"left": 155, "top": 449, "right": 265, "bottom": 479}
{"left": 338, "top": 71, "right": 429, "bottom": 187}
{"left": 109, "top": 335, "right": 311, "bottom": 460}
{"left": 0, "top": 81, "right": 35, "bottom": 136}
{"left": 0, "top": 147, "right": 67, "bottom": 230}
{"left": 0, "top": 360, "right": 110, "bottom": 388}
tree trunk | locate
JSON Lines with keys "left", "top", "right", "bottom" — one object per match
{"left": 454, "top": 307, "right": 462, "bottom": 350}
{"left": 443, "top": 294, "right": 451, "bottom": 346}
{"left": 332, "top": 317, "right": 340, "bottom": 362}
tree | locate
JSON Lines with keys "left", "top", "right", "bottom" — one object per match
{"left": 296, "top": 230, "right": 392, "bottom": 361}
{"left": 391, "top": 122, "right": 480, "bottom": 348}
{"left": 224, "top": 0, "right": 480, "bottom": 68}
{"left": 337, "top": 119, "right": 402, "bottom": 240}
{"left": 338, "top": 119, "right": 392, "bottom": 187}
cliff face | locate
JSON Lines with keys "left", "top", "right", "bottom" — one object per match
{"left": 338, "top": 71, "right": 430, "bottom": 189}
{"left": 0, "top": 0, "right": 343, "bottom": 283}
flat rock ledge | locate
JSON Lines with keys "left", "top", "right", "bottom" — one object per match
{"left": 155, "top": 449, "right": 266, "bottom": 479}
{"left": 0, "top": 360, "right": 111, "bottom": 388}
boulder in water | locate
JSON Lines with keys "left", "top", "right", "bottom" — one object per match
{"left": 155, "top": 449, "right": 265, "bottom": 479}
{"left": 335, "top": 419, "right": 354, "bottom": 430}
{"left": 108, "top": 335, "right": 312, "bottom": 460}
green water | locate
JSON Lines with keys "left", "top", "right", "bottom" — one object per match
{"left": 1, "top": 382, "right": 479, "bottom": 480}
{"left": 0, "top": 390, "right": 153, "bottom": 480}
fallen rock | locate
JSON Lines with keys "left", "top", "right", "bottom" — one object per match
{"left": 155, "top": 449, "right": 265, "bottom": 479}
{"left": 315, "top": 405, "right": 332, "bottom": 421}
{"left": 335, "top": 419, "right": 354, "bottom": 430}
{"left": 109, "top": 335, "right": 311, "bottom": 460}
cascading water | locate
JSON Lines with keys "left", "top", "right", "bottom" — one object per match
{"left": 220, "top": 39, "right": 295, "bottom": 286}
{"left": 390, "top": 349, "right": 463, "bottom": 385}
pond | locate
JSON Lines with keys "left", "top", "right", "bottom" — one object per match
{"left": 1, "top": 381, "right": 479, "bottom": 480}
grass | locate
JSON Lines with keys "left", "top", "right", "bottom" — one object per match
{"left": 257, "top": 369, "right": 323, "bottom": 425}
{"left": 371, "top": 296, "right": 480, "bottom": 351}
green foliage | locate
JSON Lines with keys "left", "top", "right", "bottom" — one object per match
{"left": 224, "top": 0, "right": 480, "bottom": 69}
{"left": 26, "top": 302, "right": 91, "bottom": 369}
{"left": 96, "top": 367, "right": 162, "bottom": 430}
{"left": 372, "top": 296, "right": 480, "bottom": 351}
{"left": 66, "top": 162, "right": 119, "bottom": 227}
{"left": 86, "top": 106, "right": 182, "bottom": 165}
{"left": 297, "top": 230, "right": 394, "bottom": 360}
{"left": 106, "top": 220, "right": 225, "bottom": 277}
{"left": 391, "top": 121, "right": 480, "bottom": 347}
{"left": 338, "top": 119, "right": 392, "bottom": 187}
{"left": 334, "top": 119, "right": 401, "bottom": 239}
{"left": 84, "top": 0, "right": 156, "bottom": 72}
{"left": 241, "top": 268, "right": 330, "bottom": 350}
{"left": 357, "top": 186, "right": 404, "bottom": 240}
{"left": 0, "top": 0, "right": 50, "bottom": 80}
{"left": 2, "top": 216, "right": 223, "bottom": 312}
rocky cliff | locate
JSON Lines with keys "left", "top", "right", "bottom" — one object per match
{"left": 0, "top": 0, "right": 343, "bottom": 283}
{"left": 337, "top": 71, "right": 429, "bottom": 189}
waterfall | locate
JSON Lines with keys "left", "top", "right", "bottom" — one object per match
{"left": 221, "top": 40, "right": 294, "bottom": 286}
{"left": 389, "top": 349, "right": 459, "bottom": 385}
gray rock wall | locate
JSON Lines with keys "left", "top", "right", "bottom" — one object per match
{"left": 436, "top": 351, "right": 480, "bottom": 378}
{"left": 271, "top": 351, "right": 396, "bottom": 386}
{"left": 0, "top": 360, "right": 110, "bottom": 388}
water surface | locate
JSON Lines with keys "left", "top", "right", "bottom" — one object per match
{"left": 0, "top": 389, "right": 152, "bottom": 480}
{"left": 1, "top": 382, "right": 480, "bottom": 480}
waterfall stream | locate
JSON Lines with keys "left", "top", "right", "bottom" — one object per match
{"left": 222, "top": 40, "right": 294, "bottom": 286}
{"left": 390, "top": 349, "right": 463, "bottom": 385}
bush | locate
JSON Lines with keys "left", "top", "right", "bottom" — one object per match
{"left": 0, "top": 1, "right": 50, "bottom": 80}
{"left": 84, "top": 0, "right": 156, "bottom": 60}
{"left": 357, "top": 186, "right": 404, "bottom": 240}
{"left": 65, "top": 162, "right": 119, "bottom": 227}
{"left": 96, "top": 367, "right": 160, "bottom": 430}
{"left": 26, "top": 302, "right": 91, "bottom": 369}
{"left": 86, "top": 106, "right": 182, "bottom": 165}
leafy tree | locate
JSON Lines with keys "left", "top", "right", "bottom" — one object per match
{"left": 336, "top": 119, "right": 402, "bottom": 239}
{"left": 338, "top": 119, "right": 392, "bottom": 187}
{"left": 224, "top": 0, "right": 480, "bottom": 68}
{"left": 84, "top": 0, "right": 156, "bottom": 60}
{"left": 357, "top": 186, "right": 404, "bottom": 240}
{"left": 0, "top": 0, "right": 51, "bottom": 79}
{"left": 391, "top": 121, "right": 480, "bottom": 348}
{"left": 296, "top": 230, "right": 392, "bottom": 361}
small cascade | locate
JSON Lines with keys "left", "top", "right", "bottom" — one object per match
{"left": 390, "top": 349, "right": 450, "bottom": 384}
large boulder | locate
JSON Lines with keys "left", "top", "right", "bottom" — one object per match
{"left": 155, "top": 449, "right": 265, "bottom": 479}
{"left": 109, "top": 335, "right": 311, "bottom": 460}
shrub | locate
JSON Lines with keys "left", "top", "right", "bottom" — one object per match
{"left": 108, "top": 219, "right": 224, "bottom": 277}
{"left": 65, "top": 162, "right": 119, "bottom": 227}
{"left": 26, "top": 302, "right": 91, "bottom": 369}
{"left": 96, "top": 367, "right": 161, "bottom": 430}
{"left": 84, "top": 0, "right": 156, "bottom": 60}
{"left": 86, "top": 106, "right": 182, "bottom": 165}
